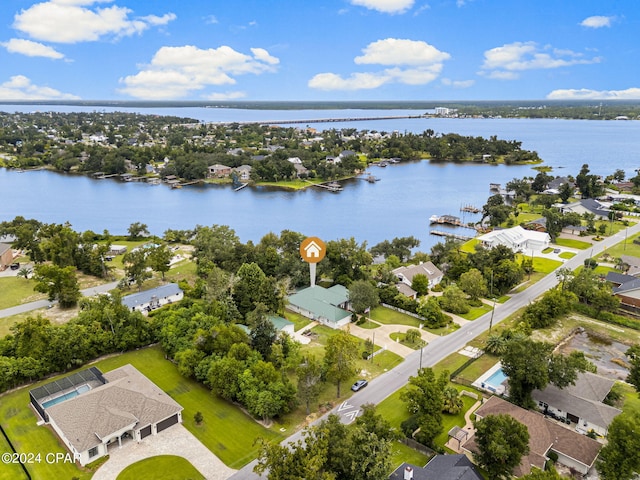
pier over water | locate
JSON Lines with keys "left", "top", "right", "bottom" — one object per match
{"left": 203, "top": 114, "right": 427, "bottom": 126}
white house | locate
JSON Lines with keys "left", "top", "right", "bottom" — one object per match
{"left": 287, "top": 285, "right": 351, "bottom": 329}
{"left": 392, "top": 261, "right": 444, "bottom": 289}
{"left": 34, "top": 365, "right": 183, "bottom": 466}
{"left": 477, "top": 226, "right": 550, "bottom": 253}
{"left": 532, "top": 371, "right": 621, "bottom": 437}
{"left": 121, "top": 283, "right": 183, "bottom": 313}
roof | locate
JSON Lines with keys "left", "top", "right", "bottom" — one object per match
{"left": 605, "top": 271, "right": 637, "bottom": 286}
{"left": 389, "top": 455, "right": 483, "bottom": 480}
{"left": 395, "top": 282, "right": 417, "bottom": 297}
{"left": 477, "top": 226, "right": 550, "bottom": 250}
{"left": 121, "top": 283, "right": 182, "bottom": 309}
{"left": 469, "top": 396, "right": 601, "bottom": 476}
{"left": 267, "top": 315, "right": 294, "bottom": 331}
{"left": 620, "top": 255, "right": 640, "bottom": 276}
{"left": 287, "top": 285, "right": 351, "bottom": 323}
{"left": 580, "top": 198, "right": 610, "bottom": 218}
{"left": 0, "top": 243, "right": 11, "bottom": 256}
{"left": 392, "top": 261, "right": 443, "bottom": 282}
{"left": 46, "top": 365, "right": 182, "bottom": 453}
{"left": 614, "top": 278, "right": 640, "bottom": 295}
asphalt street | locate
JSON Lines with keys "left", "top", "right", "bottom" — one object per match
{"left": 229, "top": 222, "right": 640, "bottom": 480}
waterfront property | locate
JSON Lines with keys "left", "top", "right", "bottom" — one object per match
{"left": 477, "top": 226, "right": 550, "bottom": 253}
{"left": 532, "top": 371, "right": 621, "bottom": 437}
{"left": 465, "top": 396, "right": 602, "bottom": 476}
{"left": 393, "top": 261, "right": 444, "bottom": 290}
{"left": 121, "top": 283, "right": 183, "bottom": 313}
{"left": 287, "top": 285, "right": 351, "bottom": 329}
{"left": 31, "top": 364, "right": 183, "bottom": 466}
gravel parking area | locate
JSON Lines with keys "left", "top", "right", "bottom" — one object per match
{"left": 91, "top": 423, "right": 236, "bottom": 480}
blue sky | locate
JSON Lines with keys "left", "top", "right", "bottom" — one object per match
{"left": 0, "top": 0, "right": 638, "bottom": 101}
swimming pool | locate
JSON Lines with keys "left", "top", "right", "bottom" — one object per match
{"left": 42, "top": 384, "right": 91, "bottom": 409}
{"left": 484, "top": 368, "right": 507, "bottom": 390}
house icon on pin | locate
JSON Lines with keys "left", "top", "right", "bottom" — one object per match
{"left": 304, "top": 241, "right": 322, "bottom": 258}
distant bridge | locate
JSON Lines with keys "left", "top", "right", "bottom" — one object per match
{"left": 200, "top": 114, "right": 427, "bottom": 126}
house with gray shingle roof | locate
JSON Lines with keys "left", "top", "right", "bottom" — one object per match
{"left": 389, "top": 455, "right": 483, "bottom": 480}
{"left": 532, "top": 371, "right": 621, "bottom": 437}
{"left": 466, "top": 396, "right": 602, "bottom": 476}
{"left": 42, "top": 365, "right": 183, "bottom": 466}
{"left": 287, "top": 285, "right": 351, "bottom": 329}
{"left": 393, "top": 261, "right": 443, "bottom": 289}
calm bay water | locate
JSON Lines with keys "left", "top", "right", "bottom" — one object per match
{"left": 1, "top": 105, "right": 639, "bottom": 250}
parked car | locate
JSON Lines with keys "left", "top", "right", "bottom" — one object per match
{"left": 351, "top": 379, "right": 368, "bottom": 392}
{"left": 553, "top": 248, "right": 561, "bottom": 253}
{"left": 10, "top": 263, "right": 19, "bottom": 270}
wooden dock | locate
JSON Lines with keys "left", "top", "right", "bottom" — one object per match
{"left": 234, "top": 183, "right": 249, "bottom": 191}
{"left": 430, "top": 230, "right": 475, "bottom": 241}
{"left": 306, "top": 180, "right": 343, "bottom": 192}
{"left": 460, "top": 205, "right": 480, "bottom": 214}
{"left": 430, "top": 214, "right": 464, "bottom": 227}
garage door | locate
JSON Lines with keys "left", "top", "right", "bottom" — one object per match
{"left": 140, "top": 425, "right": 152, "bottom": 439}
{"left": 156, "top": 414, "right": 179, "bottom": 433}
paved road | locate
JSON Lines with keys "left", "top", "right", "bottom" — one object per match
{"left": 0, "top": 280, "right": 119, "bottom": 318}
{"left": 229, "top": 223, "right": 640, "bottom": 480}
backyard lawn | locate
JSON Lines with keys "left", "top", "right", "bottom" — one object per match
{"left": 117, "top": 455, "right": 205, "bottom": 480}
{"left": 0, "top": 277, "right": 45, "bottom": 310}
{"left": 370, "top": 306, "right": 420, "bottom": 327}
{"left": 0, "top": 346, "right": 283, "bottom": 480}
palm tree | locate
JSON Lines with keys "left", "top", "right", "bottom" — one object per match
{"left": 442, "top": 386, "right": 463, "bottom": 414}
{"left": 17, "top": 267, "right": 32, "bottom": 280}
{"left": 484, "top": 333, "right": 507, "bottom": 355}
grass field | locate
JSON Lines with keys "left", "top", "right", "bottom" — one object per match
{"left": 532, "top": 257, "right": 563, "bottom": 274}
{"left": 600, "top": 231, "right": 640, "bottom": 259}
{"left": 458, "top": 304, "right": 492, "bottom": 321}
{"left": 283, "top": 310, "right": 312, "bottom": 332}
{"left": 0, "top": 277, "right": 45, "bottom": 310}
{"left": 370, "top": 306, "right": 420, "bottom": 327}
{"left": 559, "top": 252, "right": 575, "bottom": 259}
{"left": 554, "top": 237, "right": 592, "bottom": 249}
{"left": 117, "top": 455, "right": 205, "bottom": 480}
{"left": 0, "top": 346, "right": 283, "bottom": 480}
{"left": 389, "top": 440, "right": 429, "bottom": 472}
{"left": 389, "top": 332, "right": 426, "bottom": 349}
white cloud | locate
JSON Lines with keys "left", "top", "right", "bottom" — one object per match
{"left": 204, "top": 15, "right": 218, "bottom": 24}
{"left": 119, "top": 45, "right": 280, "bottom": 99}
{"left": 13, "top": 1, "right": 176, "bottom": 43}
{"left": 480, "top": 41, "right": 601, "bottom": 79}
{"left": 2, "top": 38, "right": 64, "bottom": 59}
{"left": 547, "top": 87, "right": 640, "bottom": 100}
{"left": 309, "top": 38, "right": 449, "bottom": 91}
{"left": 580, "top": 15, "right": 615, "bottom": 28}
{"left": 441, "top": 78, "right": 475, "bottom": 88}
{"left": 0, "top": 75, "right": 80, "bottom": 100}
{"left": 355, "top": 38, "right": 450, "bottom": 66}
{"left": 308, "top": 72, "right": 390, "bottom": 91}
{"left": 350, "top": 0, "right": 414, "bottom": 14}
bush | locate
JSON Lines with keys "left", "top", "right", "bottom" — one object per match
{"left": 401, "top": 415, "right": 420, "bottom": 438}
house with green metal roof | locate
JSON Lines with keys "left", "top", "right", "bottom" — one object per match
{"left": 287, "top": 285, "right": 351, "bottom": 329}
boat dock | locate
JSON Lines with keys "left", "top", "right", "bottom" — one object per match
{"left": 460, "top": 204, "right": 480, "bottom": 214}
{"left": 234, "top": 183, "right": 249, "bottom": 191}
{"left": 306, "top": 180, "right": 343, "bottom": 192}
{"left": 430, "top": 230, "right": 475, "bottom": 241}
{"left": 430, "top": 214, "right": 464, "bottom": 227}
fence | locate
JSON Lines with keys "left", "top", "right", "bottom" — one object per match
{"left": 398, "top": 437, "right": 435, "bottom": 457}
{"left": 381, "top": 303, "right": 426, "bottom": 322}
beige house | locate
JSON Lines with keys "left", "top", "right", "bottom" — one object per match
{"left": 465, "top": 396, "right": 601, "bottom": 476}
{"left": 208, "top": 164, "right": 232, "bottom": 178}
{"left": 33, "top": 365, "right": 183, "bottom": 466}
{"left": 0, "top": 243, "right": 13, "bottom": 270}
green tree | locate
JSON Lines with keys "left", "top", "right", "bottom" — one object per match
{"left": 417, "top": 296, "right": 449, "bottom": 328}
{"left": 324, "top": 330, "right": 360, "bottom": 398}
{"left": 33, "top": 264, "right": 80, "bottom": 307}
{"left": 127, "top": 221, "right": 149, "bottom": 240}
{"left": 520, "top": 469, "right": 563, "bottom": 480}
{"left": 297, "top": 355, "right": 323, "bottom": 415}
{"left": 442, "top": 386, "right": 463, "bottom": 414}
{"left": 458, "top": 268, "right": 488, "bottom": 301}
{"left": 597, "top": 412, "right": 640, "bottom": 480}
{"left": 439, "top": 284, "right": 470, "bottom": 314}
{"left": 501, "top": 338, "right": 594, "bottom": 407}
{"left": 250, "top": 306, "right": 278, "bottom": 359}
{"left": 625, "top": 345, "right": 640, "bottom": 393}
{"left": 400, "top": 368, "right": 447, "bottom": 446}
{"left": 405, "top": 328, "right": 421, "bottom": 345}
{"left": 473, "top": 414, "right": 530, "bottom": 480}
{"left": 146, "top": 244, "right": 172, "bottom": 279}
{"left": 348, "top": 280, "right": 379, "bottom": 314}
{"left": 410, "top": 274, "right": 430, "bottom": 296}
{"left": 122, "top": 248, "right": 151, "bottom": 291}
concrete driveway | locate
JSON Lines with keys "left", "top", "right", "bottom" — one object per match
{"left": 91, "top": 423, "right": 236, "bottom": 480}
{"left": 347, "top": 321, "right": 437, "bottom": 358}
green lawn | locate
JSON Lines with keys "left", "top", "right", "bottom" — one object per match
{"left": 370, "top": 306, "right": 420, "bottom": 327}
{"left": 600, "top": 231, "right": 640, "bottom": 259}
{"left": 460, "top": 239, "right": 479, "bottom": 254}
{"left": 458, "top": 304, "right": 492, "bottom": 321}
{"left": 0, "top": 277, "right": 45, "bottom": 310}
{"left": 559, "top": 252, "right": 575, "bottom": 259}
{"left": 532, "top": 257, "right": 563, "bottom": 274}
{"left": 0, "top": 431, "right": 28, "bottom": 480}
{"left": 389, "top": 441, "right": 430, "bottom": 472}
{"left": 554, "top": 237, "right": 592, "bottom": 249}
{"left": 389, "top": 332, "right": 427, "bottom": 349}
{"left": 117, "top": 455, "right": 205, "bottom": 480}
{"left": 356, "top": 318, "right": 381, "bottom": 329}
{"left": 0, "top": 346, "right": 283, "bottom": 480}
{"left": 283, "top": 310, "right": 312, "bottom": 332}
